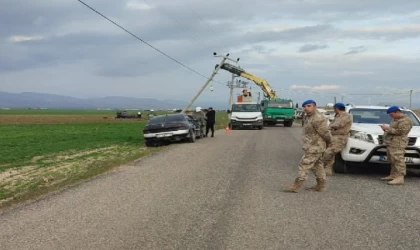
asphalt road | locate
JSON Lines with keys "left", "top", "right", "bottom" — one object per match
{"left": 1, "top": 124, "right": 420, "bottom": 250}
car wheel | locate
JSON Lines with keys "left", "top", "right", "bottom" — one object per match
{"left": 258, "top": 126, "right": 263, "bottom": 130}
{"left": 333, "top": 153, "right": 347, "bottom": 174}
{"left": 284, "top": 120, "right": 293, "bottom": 127}
{"left": 145, "top": 140, "right": 154, "bottom": 147}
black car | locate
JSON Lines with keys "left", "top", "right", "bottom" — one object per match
{"left": 115, "top": 110, "right": 136, "bottom": 118}
{"left": 143, "top": 113, "right": 203, "bottom": 146}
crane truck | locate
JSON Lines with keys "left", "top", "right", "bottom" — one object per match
{"left": 220, "top": 62, "right": 296, "bottom": 127}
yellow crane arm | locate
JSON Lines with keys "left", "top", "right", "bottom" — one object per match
{"left": 220, "top": 63, "right": 277, "bottom": 99}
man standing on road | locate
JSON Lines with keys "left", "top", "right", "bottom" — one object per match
{"left": 283, "top": 100, "right": 332, "bottom": 193}
{"left": 205, "top": 107, "right": 216, "bottom": 137}
{"left": 193, "top": 107, "right": 206, "bottom": 137}
{"left": 379, "top": 106, "right": 413, "bottom": 185}
{"left": 322, "top": 102, "right": 352, "bottom": 176}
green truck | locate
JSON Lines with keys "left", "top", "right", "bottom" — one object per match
{"left": 260, "top": 98, "right": 295, "bottom": 127}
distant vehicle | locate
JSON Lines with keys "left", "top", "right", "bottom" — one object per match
{"left": 143, "top": 113, "right": 203, "bottom": 146}
{"left": 229, "top": 102, "right": 263, "bottom": 130}
{"left": 294, "top": 108, "right": 304, "bottom": 119}
{"left": 324, "top": 110, "right": 335, "bottom": 121}
{"left": 228, "top": 90, "right": 263, "bottom": 130}
{"left": 260, "top": 98, "right": 295, "bottom": 127}
{"left": 115, "top": 110, "right": 136, "bottom": 119}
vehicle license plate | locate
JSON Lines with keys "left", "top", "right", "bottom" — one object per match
{"left": 277, "top": 119, "right": 284, "bottom": 121}
{"left": 243, "top": 123, "right": 252, "bottom": 126}
{"left": 379, "top": 155, "right": 413, "bottom": 163}
{"left": 405, "top": 157, "right": 414, "bottom": 163}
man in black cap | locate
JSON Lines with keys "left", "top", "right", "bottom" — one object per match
{"left": 205, "top": 107, "right": 216, "bottom": 137}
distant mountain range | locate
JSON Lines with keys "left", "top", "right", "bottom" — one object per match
{"left": 0, "top": 91, "right": 226, "bottom": 110}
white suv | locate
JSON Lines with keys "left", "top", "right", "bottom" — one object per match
{"left": 333, "top": 105, "right": 420, "bottom": 173}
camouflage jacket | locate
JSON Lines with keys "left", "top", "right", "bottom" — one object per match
{"left": 329, "top": 112, "right": 352, "bottom": 136}
{"left": 302, "top": 110, "right": 332, "bottom": 153}
{"left": 384, "top": 115, "right": 413, "bottom": 148}
{"left": 192, "top": 111, "right": 206, "bottom": 125}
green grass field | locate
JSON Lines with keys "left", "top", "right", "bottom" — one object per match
{"left": 0, "top": 109, "right": 118, "bottom": 115}
{"left": 0, "top": 122, "right": 145, "bottom": 168}
{"left": 0, "top": 109, "right": 229, "bottom": 207}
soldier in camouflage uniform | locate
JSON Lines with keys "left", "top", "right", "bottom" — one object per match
{"left": 322, "top": 102, "right": 352, "bottom": 176}
{"left": 283, "top": 99, "right": 332, "bottom": 193}
{"left": 379, "top": 106, "right": 413, "bottom": 185}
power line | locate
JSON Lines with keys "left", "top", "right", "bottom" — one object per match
{"left": 145, "top": 0, "right": 211, "bottom": 47}
{"left": 181, "top": 0, "right": 218, "bottom": 37}
{"left": 76, "top": 0, "right": 224, "bottom": 85}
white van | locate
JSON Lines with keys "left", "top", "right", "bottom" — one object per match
{"left": 229, "top": 102, "right": 264, "bottom": 130}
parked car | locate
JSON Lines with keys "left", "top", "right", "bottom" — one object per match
{"left": 333, "top": 105, "right": 420, "bottom": 173}
{"left": 115, "top": 110, "right": 136, "bottom": 119}
{"left": 143, "top": 113, "right": 203, "bottom": 147}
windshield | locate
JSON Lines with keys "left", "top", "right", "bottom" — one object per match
{"left": 232, "top": 104, "right": 261, "bottom": 112}
{"left": 148, "top": 115, "right": 185, "bottom": 124}
{"left": 349, "top": 108, "right": 420, "bottom": 126}
{"left": 267, "top": 102, "right": 293, "bottom": 108}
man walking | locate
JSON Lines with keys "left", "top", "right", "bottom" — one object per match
{"left": 283, "top": 99, "right": 332, "bottom": 192}
{"left": 379, "top": 106, "right": 413, "bottom": 185}
{"left": 322, "top": 102, "right": 352, "bottom": 176}
{"left": 205, "top": 107, "right": 216, "bottom": 137}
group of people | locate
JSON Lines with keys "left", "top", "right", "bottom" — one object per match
{"left": 283, "top": 100, "right": 413, "bottom": 193}
{"left": 192, "top": 106, "right": 216, "bottom": 138}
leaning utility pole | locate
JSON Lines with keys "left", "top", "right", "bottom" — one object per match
{"left": 228, "top": 73, "right": 236, "bottom": 109}
{"left": 181, "top": 52, "right": 240, "bottom": 113}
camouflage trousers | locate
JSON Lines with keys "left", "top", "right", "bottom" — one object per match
{"left": 297, "top": 152, "right": 325, "bottom": 181}
{"left": 322, "top": 135, "right": 348, "bottom": 171}
{"left": 387, "top": 147, "right": 406, "bottom": 176}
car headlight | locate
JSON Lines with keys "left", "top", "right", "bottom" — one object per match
{"left": 350, "top": 130, "right": 374, "bottom": 143}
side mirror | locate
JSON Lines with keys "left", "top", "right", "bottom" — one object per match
{"left": 227, "top": 109, "right": 231, "bottom": 114}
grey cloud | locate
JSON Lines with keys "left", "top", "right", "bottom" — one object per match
{"left": 298, "top": 44, "right": 329, "bottom": 53}
{"left": 1, "top": 0, "right": 420, "bottom": 104}
{"left": 241, "top": 24, "right": 333, "bottom": 44}
{"left": 344, "top": 46, "right": 366, "bottom": 55}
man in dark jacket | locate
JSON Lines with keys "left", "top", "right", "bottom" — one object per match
{"left": 205, "top": 107, "right": 216, "bottom": 137}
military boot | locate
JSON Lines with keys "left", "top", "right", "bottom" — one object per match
{"left": 381, "top": 168, "right": 397, "bottom": 180}
{"left": 282, "top": 178, "right": 304, "bottom": 193}
{"left": 381, "top": 175, "right": 396, "bottom": 180}
{"left": 305, "top": 178, "right": 326, "bottom": 192}
{"left": 387, "top": 176, "right": 404, "bottom": 185}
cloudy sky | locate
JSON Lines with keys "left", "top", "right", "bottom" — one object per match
{"left": 1, "top": 0, "right": 420, "bottom": 107}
